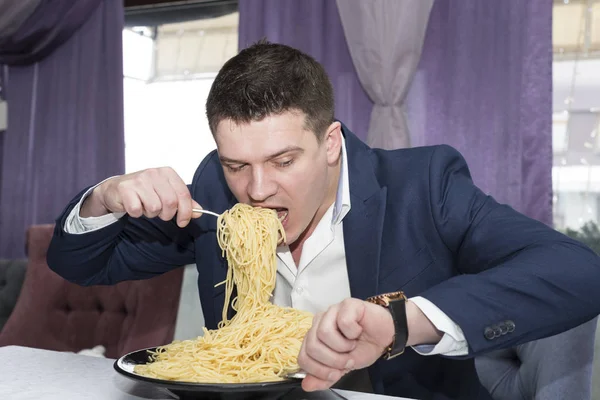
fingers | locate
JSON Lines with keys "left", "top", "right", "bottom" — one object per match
{"left": 165, "top": 172, "right": 195, "bottom": 227}
{"left": 152, "top": 179, "right": 178, "bottom": 221}
{"left": 298, "top": 305, "right": 361, "bottom": 392}
{"left": 336, "top": 298, "right": 366, "bottom": 340}
{"left": 298, "top": 298, "right": 382, "bottom": 392}
{"left": 108, "top": 167, "right": 198, "bottom": 227}
{"left": 118, "top": 185, "right": 144, "bottom": 218}
{"left": 302, "top": 373, "right": 342, "bottom": 392}
{"left": 300, "top": 313, "right": 353, "bottom": 372}
{"left": 191, "top": 200, "right": 203, "bottom": 218}
{"left": 316, "top": 307, "right": 357, "bottom": 353}
{"left": 298, "top": 336, "right": 345, "bottom": 392}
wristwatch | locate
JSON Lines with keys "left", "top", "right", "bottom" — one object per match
{"left": 365, "top": 291, "right": 408, "bottom": 360}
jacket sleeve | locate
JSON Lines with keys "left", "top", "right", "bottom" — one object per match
{"left": 420, "top": 145, "right": 600, "bottom": 356}
{"left": 46, "top": 155, "right": 220, "bottom": 286}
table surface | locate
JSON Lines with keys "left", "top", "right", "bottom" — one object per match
{"left": 0, "top": 346, "right": 416, "bottom": 400}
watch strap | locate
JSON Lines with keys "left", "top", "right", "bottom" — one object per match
{"left": 366, "top": 291, "right": 408, "bottom": 360}
{"left": 385, "top": 296, "right": 408, "bottom": 359}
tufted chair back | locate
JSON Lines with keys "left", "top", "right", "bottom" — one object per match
{"left": 0, "top": 224, "right": 184, "bottom": 358}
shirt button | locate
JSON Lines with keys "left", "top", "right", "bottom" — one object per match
{"left": 295, "top": 287, "right": 304, "bottom": 295}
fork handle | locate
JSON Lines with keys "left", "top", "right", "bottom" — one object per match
{"left": 192, "top": 208, "right": 221, "bottom": 218}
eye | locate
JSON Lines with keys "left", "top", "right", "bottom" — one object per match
{"left": 225, "top": 164, "right": 246, "bottom": 173}
{"left": 275, "top": 159, "right": 294, "bottom": 168}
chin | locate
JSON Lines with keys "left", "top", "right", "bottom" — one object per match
{"left": 282, "top": 232, "right": 297, "bottom": 246}
{"left": 281, "top": 226, "right": 300, "bottom": 246}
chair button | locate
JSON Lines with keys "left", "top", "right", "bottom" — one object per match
{"left": 484, "top": 327, "right": 495, "bottom": 340}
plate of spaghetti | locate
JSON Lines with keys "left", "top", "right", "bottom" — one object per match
{"left": 114, "top": 204, "right": 313, "bottom": 399}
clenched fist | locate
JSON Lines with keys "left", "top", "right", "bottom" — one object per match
{"left": 80, "top": 167, "right": 203, "bottom": 227}
{"left": 298, "top": 298, "right": 395, "bottom": 392}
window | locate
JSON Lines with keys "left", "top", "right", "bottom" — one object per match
{"left": 552, "top": 2, "right": 600, "bottom": 232}
{"left": 122, "top": 13, "right": 238, "bottom": 184}
{"left": 552, "top": 111, "right": 569, "bottom": 155}
{"left": 123, "top": 76, "right": 218, "bottom": 184}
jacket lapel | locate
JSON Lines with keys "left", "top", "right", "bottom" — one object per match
{"left": 341, "top": 126, "right": 386, "bottom": 300}
{"left": 344, "top": 188, "right": 387, "bottom": 300}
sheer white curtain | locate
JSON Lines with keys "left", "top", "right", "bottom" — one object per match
{"left": 335, "top": 0, "right": 433, "bottom": 149}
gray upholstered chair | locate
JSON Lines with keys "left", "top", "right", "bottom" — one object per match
{"left": 475, "top": 317, "right": 598, "bottom": 400}
{"left": 0, "top": 259, "right": 27, "bottom": 332}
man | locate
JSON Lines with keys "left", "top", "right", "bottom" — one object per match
{"left": 47, "top": 41, "right": 600, "bottom": 400}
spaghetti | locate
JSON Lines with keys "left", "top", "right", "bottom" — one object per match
{"left": 134, "top": 204, "right": 313, "bottom": 383}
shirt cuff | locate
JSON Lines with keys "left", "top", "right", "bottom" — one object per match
{"left": 64, "top": 177, "right": 126, "bottom": 234}
{"left": 408, "top": 296, "right": 469, "bottom": 356}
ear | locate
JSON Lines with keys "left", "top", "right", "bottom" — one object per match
{"left": 324, "top": 121, "right": 343, "bottom": 166}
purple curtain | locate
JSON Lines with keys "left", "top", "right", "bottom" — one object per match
{"left": 336, "top": 0, "right": 433, "bottom": 150}
{"left": 238, "top": 0, "right": 372, "bottom": 142}
{"left": 0, "top": 0, "right": 125, "bottom": 258}
{"left": 407, "top": 0, "right": 553, "bottom": 225}
{"left": 0, "top": 0, "right": 101, "bottom": 66}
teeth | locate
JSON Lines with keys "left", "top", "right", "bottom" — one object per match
{"left": 277, "top": 211, "right": 288, "bottom": 222}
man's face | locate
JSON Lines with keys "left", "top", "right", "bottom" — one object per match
{"left": 214, "top": 111, "right": 342, "bottom": 245}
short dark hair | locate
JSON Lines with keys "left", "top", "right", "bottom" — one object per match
{"left": 206, "top": 39, "right": 334, "bottom": 141}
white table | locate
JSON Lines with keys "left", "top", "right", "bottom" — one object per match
{"left": 0, "top": 346, "right": 415, "bottom": 400}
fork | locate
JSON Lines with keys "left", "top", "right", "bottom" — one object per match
{"left": 192, "top": 208, "right": 287, "bottom": 222}
{"left": 192, "top": 208, "right": 221, "bottom": 218}
{"left": 282, "top": 368, "right": 307, "bottom": 379}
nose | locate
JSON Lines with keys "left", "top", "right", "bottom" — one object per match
{"left": 247, "top": 167, "right": 277, "bottom": 203}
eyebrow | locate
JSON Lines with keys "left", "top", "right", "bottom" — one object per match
{"left": 219, "top": 146, "right": 304, "bottom": 164}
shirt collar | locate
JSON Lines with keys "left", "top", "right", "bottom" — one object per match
{"left": 332, "top": 134, "right": 351, "bottom": 225}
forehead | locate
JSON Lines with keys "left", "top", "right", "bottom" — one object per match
{"left": 214, "top": 112, "right": 316, "bottom": 160}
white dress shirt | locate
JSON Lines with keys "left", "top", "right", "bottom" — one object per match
{"left": 65, "top": 136, "right": 468, "bottom": 356}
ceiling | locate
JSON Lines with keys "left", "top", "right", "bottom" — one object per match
{"left": 553, "top": 0, "right": 600, "bottom": 59}
{"left": 553, "top": 0, "right": 600, "bottom": 112}
{"left": 123, "top": 0, "right": 237, "bottom": 26}
{"left": 151, "top": 12, "right": 238, "bottom": 79}
{"left": 124, "top": 0, "right": 175, "bottom": 7}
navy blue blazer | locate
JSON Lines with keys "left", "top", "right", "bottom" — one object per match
{"left": 48, "top": 126, "right": 600, "bottom": 400}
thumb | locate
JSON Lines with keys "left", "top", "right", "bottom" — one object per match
{"left": 191, "top": 200, "right": 203, "bottom": 219}
{"left": 337, "top": 299, "right": 366, "bottom": 340}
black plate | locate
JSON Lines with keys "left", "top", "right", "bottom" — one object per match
{"left": 114, "top": 346, "right": 302, "bottom": 400}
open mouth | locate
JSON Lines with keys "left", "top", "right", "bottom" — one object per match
{"left": 274, "top": 208, "right": 289, "bottom": 225}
